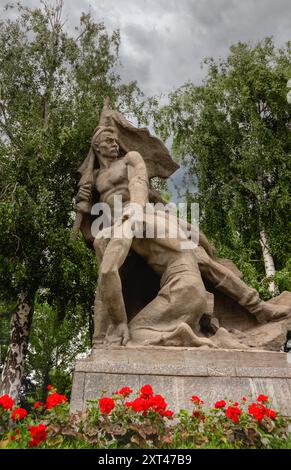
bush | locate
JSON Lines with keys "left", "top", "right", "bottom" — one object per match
{"left": 0, "top": 386, "right": 290, "bottom": 449}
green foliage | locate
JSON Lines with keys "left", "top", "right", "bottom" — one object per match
{"left": 24, "top": 301, "right": 90, "bottom": 403}
{"left": 0, "top": 0, "right": 141, "bottom": 296}
{"left": 0, "top": 302, "right": 13, "bottom": 362}
{"left": 152, "top": 38, "right": 291, "bottom": 294}
{"left": 0, "top": 1, "right": 142, "bottom": 393}
{"left": 275, "top": 258, "right": 291, "bottom": 292}
{"left": 1, "top": 385, "right": 291, "bottom": 449}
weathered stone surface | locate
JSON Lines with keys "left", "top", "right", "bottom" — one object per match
{"left": 236, "top": 367, "right": 291, "bottom": 378}
{"left": 70, "top": 348, "right": 291, "bottom": 416}
{"left": 70, "top": 372, "right": 85, "bottom": 414}
{"left": 83, "top": 373, "right": 140, "bottom": 409}
{"left": 250, "top": 378, "right": 291, "bottom": 416}
{"left": 243, "top": 319, "right": 291, "bottom": 351}
{"left": 72, "top": 101, "right": 291, "bottom": 352}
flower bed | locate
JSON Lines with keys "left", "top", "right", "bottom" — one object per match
{"left": 0, "top": 385, "right": 290, "bottom": 449}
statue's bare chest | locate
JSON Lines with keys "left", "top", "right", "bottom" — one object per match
{"left": 96, "top": 159, "right": 128, "bottom": 194}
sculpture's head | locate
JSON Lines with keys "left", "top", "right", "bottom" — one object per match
{"left": 92, "top": 126, "right": 119, "bottom": 162}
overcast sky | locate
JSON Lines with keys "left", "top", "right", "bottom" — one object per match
{"left": 1, "top": 0, "right": 290, "bottom": 199}
{"left": 1, "top": 0, "right": 290, "bottom": 97}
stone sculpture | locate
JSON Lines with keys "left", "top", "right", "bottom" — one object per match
{"left": 73, "top": 100, "right": 291, "bottom": 351}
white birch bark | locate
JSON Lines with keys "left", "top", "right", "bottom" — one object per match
{"left": 259, "top": 229, "right": 277, "bottom": 296}
{"left": 0, "top": 292, "right": 33, "bottom": 400}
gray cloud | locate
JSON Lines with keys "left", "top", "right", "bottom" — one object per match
{"left": 1, "top": 0, "right": 290, "bottom": 199}
{"left": 1, "top": 0, "right": 290, "bottom": 96}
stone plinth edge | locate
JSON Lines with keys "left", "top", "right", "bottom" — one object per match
{"left": 70, "top": 348, "right": 291, "bottom": 417}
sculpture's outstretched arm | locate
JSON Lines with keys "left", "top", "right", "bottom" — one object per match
{"left": 125, "top": 151, "right": 149, "bottom": 207}
{"left": 94, "top": 220, "right": 134, "bottom": 346}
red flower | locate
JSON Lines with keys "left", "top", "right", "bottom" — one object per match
{"left": 265, "top": 408, "right": 277, "bottom": 420}
{"left": 115, "top": 387, "right": 133, "bottom": 397}
{"left": 248, "top": 403, "right": 266, "bottom": 421}
{"left": 214, "top": 400, "right": 226, "bottom": 409}
{"left": 225, "top": 406, "right": 242, "bottom": 423}
{"left": 160, "top": 409, "right": 174, "bottom": 418}
{"left": 127, "top": 393, "right": 171, "bottom": 415}
{"left": 191, "top": 395, "right": 204, "bottom": 405}
{"left": 99, "top": 397, "right": 115, "bottom": 414}
{"left": 140, "top": 384, "right": 153, "bottom": 398}
{"left": 47, "top": 384, "right": 53, "bottom": 391}
{"left": 11, "top": 407, "right": 28, "bottom": 421}
{"left": 46, "top": 393, "right": 67, "bottom": 409}
{"left": 257, "top": 394, "right": 268, "bottom": 403}
{"left": 149, "top": 394, "right": 167, "bottom": 413}
{"left": 0, "top": 394, "right": 14, "bottom": 411}
{"left": 242, "top": 396, "right": 247, "bottom": 402}
{"left": 29, "top": 424, "right": 47, "bottom": 447}
{"left": 126, "top": 397, "right": 151, "bottom": 413}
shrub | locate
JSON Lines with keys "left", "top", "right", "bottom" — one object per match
{"left": 0, "top": 385, "right": 290, "bottom": 449}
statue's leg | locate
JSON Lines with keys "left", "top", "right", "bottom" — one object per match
{"left": 195, "top": 246, "right": 291, "bottom": 323}
{"left": 93, "top": 220, "right": 133, "bottom": 345}
{"left": 128, "top": 265, "right": 212, "bottom": 347}
{"left": 92, "top": 285, "right": 109, "bottom": 347}
{"left": 92, "top": 236, "right": 110, "bottom": 347}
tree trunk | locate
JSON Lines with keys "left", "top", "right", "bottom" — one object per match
{"left": 259, "top": 229, "right": 277, "bottom": 296}
{"left": 41, "top": 367, "right": 51, "bottom": 403}
{"left": 0, "top": 292, "right": 34, "bottom": 400}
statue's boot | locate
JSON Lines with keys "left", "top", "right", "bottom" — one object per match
{"left": 214, "top": 272, "right": 291, "bottom": 324}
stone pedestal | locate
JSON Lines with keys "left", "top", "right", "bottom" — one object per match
{"left": 70, "top": 347, "right": 291, "bottom": 417}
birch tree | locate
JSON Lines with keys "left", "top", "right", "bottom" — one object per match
{"left": 153, "top": 38, "right": 291, "bottom": 296}
{"left": 0, "top": 1, "right": 141, "bottom": 399}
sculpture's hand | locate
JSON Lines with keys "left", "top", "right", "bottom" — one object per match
{"left": 105, "top": 322, "right": 130, "bottom": 346}
{"left": 95, "top": 226, "right": 113, "bottom": 240}
{"left": 77, "top": 183, "right": 91, "bottom": 202}
{"left": 121, "top": 203, "right": 144, "bottom": 234}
